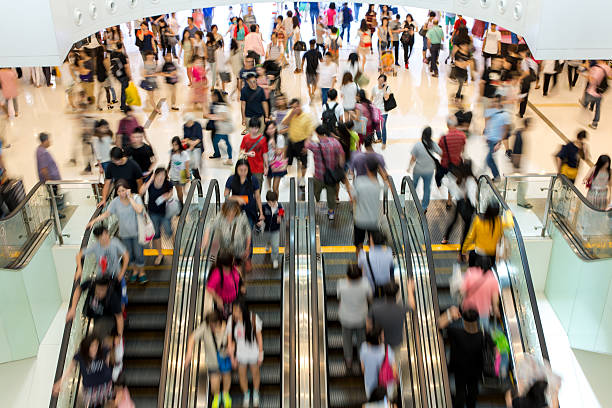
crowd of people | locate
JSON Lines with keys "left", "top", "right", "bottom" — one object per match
{"left": 12, "top": 3, "right": 608, "bottom": 408}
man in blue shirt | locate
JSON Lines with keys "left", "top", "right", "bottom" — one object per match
{"left": 340, "top": 3, "right": 353, "bottom": 41}
{"left": 483, "top": 95, "right": 511, "bottom": 180}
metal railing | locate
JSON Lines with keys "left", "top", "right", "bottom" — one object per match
{"left": 159, "top": 180, "right": 204, "bottom": 407}
{"left": 399, "top": 176, "right": 452, "bottom": 407}
{"left": 285, "top": 178, "right": 297, "bottom": 408}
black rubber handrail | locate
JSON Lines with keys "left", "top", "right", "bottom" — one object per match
{"left": 400, "top": 176, "right": 452, "bottom": 407}
{"left": 0, "top": 181, "right": 43, "bottom": 221}
{"left": 49, "top": 187, "right": 114, "bottom": 408}
{"left": 158, "top": 180, "right": 204, "bottom": 407}
{"left": 307, "top": 178, "right": 321, "bottom": 408}
{"left": 287, "top": 178, "right": 296, "bottom": 408}
{"left": 478, "top": 175, "right": 551, "bottom": 362}
{"left": 180, "top": 179, "right": 220, "bottom": 407}
{"left": 553, "top": 174, "right": 612, "bottom": 214}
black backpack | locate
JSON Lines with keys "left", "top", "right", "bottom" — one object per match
{"left": 322, "top": 102, "right": 339, "bottom": 133}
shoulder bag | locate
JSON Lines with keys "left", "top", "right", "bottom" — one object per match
{"left": 383, "top": 86, "right": 397, "bottom": 112}
{"left": 378, "top": 344, "right": 397, "bottom": 388}
{"left": 135, "top": 194, "right": 155, "bottom": 245}
{"left": 422, "top": 141, "right": 443, "bottom": 184}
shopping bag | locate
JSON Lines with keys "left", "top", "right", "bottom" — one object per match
{"left": 165, "top": 197, "right": 181, "bottom": 219}
{"left": 449, "top": 263, "right": 463, "bottom": 299}
{"left": 135, "top": 195, "right": 155, "bottom": 245}
{"left": 125, "top": 82, "right": 141, "bottom": 106}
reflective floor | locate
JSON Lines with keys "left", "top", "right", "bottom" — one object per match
{"left": 0, "top": 3, "right": 611, "bottom": 407}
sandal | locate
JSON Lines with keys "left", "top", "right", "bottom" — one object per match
{"left": 441, "top": 238, "right": 449, "bottom": 245}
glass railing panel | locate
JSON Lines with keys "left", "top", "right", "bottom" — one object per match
{"left": 478, "top": 176, "right": 549, "bottom": 367}
{"left": 550, "top": 175, "right": 612, "bottom": 258}
{"left": 501, "top": 175, "right": 555, "bottom": 237}
{"left": 47, "top": 182, "right": 102, "bottom": 245}
{"left": 0, "top": 183, "right": 51, "bottom": 268}
{"left": 53, "top": 198, "right": 117, "bottom": 408}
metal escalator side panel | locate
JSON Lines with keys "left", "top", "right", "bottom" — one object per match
{"left": 282, "top": 178, "right": 297, "bottom": 408}
{"left": 158, "top": 180, "right": 204, "bottom": 408}
{"left": 398, "top": 176, "right": 452, "bottom": 408}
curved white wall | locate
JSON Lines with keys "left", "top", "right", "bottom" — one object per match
{"left": 0, "top": 0, "right": 610, "bottom": 67}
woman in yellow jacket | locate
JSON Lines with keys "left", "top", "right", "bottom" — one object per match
{"left": 461, "top": 201, "right": 514, "bottom": 267}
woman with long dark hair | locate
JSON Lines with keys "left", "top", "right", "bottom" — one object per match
{"left": 168, "top": 135, "right": 191, "bottom": 203}
{"left": 94, "top": 47, "right": 116, "bottom": 111}
{"left": 225, "top": 158, "right": 264, "bottom": 229}
{"left": 409, "top": 126, "right": 442, "bottom": 212}
{"left": 52, "top": 335, "right": 113, "bottom": 407}
{"left": 179, "top": 30, "right": 194, "bottom": 85}
{"left": 355, "top": 88, "right": 376, "bottom": 147}
{"left": 400, "top": 14, "right": 417, "bottom": 68}
{"left": 356, "top": 19, "right": 372, "bottom": 71}
{"left": 206, "top": 249, "right": 244, "bottom": 318}
{"left": 264, "top": 121, "right": 287, "bottom": 195}
{"left": 584, "top": 154, "right": 611, "bottom": 209}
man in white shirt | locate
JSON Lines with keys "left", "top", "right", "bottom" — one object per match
{"left": 482, "top": 23, "right": 501, "bottom": 67}
{"left": 317, "top": 52, "right": 338, "bottom": 105}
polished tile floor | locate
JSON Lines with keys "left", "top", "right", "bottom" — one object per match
{"left": 1, "top": 4, "right": 610, "bottom": 407}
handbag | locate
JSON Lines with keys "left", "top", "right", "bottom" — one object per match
{"left": 135, "top": 195, "right": 155, "bottom": 245}
{"left": 318, "top": 142, "right": 345, "bottom": 185}
{"left": 294, "top": 41, "right": 307, "bottom": 51}
{"left": 422, "top": 141, "right": 443, "bottom": 187}
{"left": 125, "top": 82, "right": 141, "bottom": 106}
{"left": 378, "top": 345, "right": 396, "bottom": 388}
{"left": 270, "top": 153, "right": 288, "bottom": 172}
{"left": 418, "top": 25, "right": 427, "bottom": 37}
{"left": 165, "top": 197, "right": 181, "bottom": 219}
{"left": 383, "top": 86, "right": 397, "bottom": 112}
{"left": 355, "top": 71, "right": 370, "bottom": 88}
{"left": 210, "top": 329, "right": 232, "bottom": 373}
{"left": 449, "top": 263, "right": 463, "bottom": 299}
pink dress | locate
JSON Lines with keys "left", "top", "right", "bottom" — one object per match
{"left": 0, "top": 70, "right": 18, "bottom": 99}
{"left": 461, "top": 268, "right": 499, "bottom": 317}
{"left": 191, "top": 64, "right": 208, "bottom": 104}
{"left": 206, "top": 267, "right": 242, "bottom": 304}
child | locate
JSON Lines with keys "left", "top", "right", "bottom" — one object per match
{"left": 262, "top": 191, "right": 284, "bottom": 269}
{"left": 227, "top": 301, "right": 264, "bottom": 408}
{"left": 206, "top": 250, "right": 244, "bottom": 319}
{"left": 160, "top": 53, "right": 179, "bottom": 111}
{"left": 186, "top": 310, "right": 233, "bottom": 408}
{"left": 239, "top": 117, "right": 269, "bottom": 191}
{"left": 327, "top": 26, "right": 342, "bottom": 63}
{"left": 168, "top": 136, "right": 190, "bottom": 203}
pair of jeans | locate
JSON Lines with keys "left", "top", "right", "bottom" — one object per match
{"left": 212, "top": 133, "right": 233, "bottom": 158}
{"left": 402, "top": 41, "right": 413, "bottom": 64}
{"left": 150, "top": 212, "right": 172, "bottom": 239}
{"left": 429, "top": 44, "right": 441, "bottom": 75}
{"left": 341, "top": 23, "right": 351, "bottom": 41}
{"left": 392, "top": 40, "right": 399, "bottom": 64}
{"left": 413, "top": 172, "right": 433, "bottom": 210}
{"left": 313, "top": 177, "right": 338, "bottom": 211}
{"left": 567, "top": 65, "right": 580, "bottom": 88}
{"left": 354, "top": 4, "right": 361, "bottom": 21}
{"left": 486, "top": 139, "right": 500, "bottom": 179}
{"left": 118, "top": 77, "right": 129, "bottom": 111}
{"left": 120, "top": 236, "right": 145, "bottom": 267}
{"left": 264, "top": 230, "right": 280, "bottom": 261}
{"left": 321, "top": 88, "right": 330, "bottom": 106}
{"left": 375, "top": 113, "right": 388, "bottom": 144}
{"left": 582, "top": 92, "right": 602, "bottom": 125}
{"left": 543, "top": 73, "right": 557, "bottom": 95}
{"left": 341, "top": 325, "right": 365, "bottom": 363}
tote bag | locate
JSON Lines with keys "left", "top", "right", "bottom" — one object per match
{"left": 135, "top": 195, "right": 155, "bottom": 245}
{"left": 125, "top": 82, "right": 142, "bottom": 106}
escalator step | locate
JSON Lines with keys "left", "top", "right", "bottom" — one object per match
{"left": 435, "top": 272, "right": 451, "bottom": 288}
{"left": 231, "top": 361, "right": 280, "bottom": 384}
{"left": 244, "top": 283, "right": 282, "bottom": 302}
{"left": 126, "top": 287, "right": 170, "bottom": 305}
{"left": 226, "top": 390, "right": 280, "bottom": 408}
{"left": 262, "top": 333, "right": 281, "bottom": 355}
{"left": 126, "top": 312, "right": 167, "bottom": 331}
{"left": 123, "top": 366, "right": 161, "bottom": 387}
{"left": 138, "top": 267, "right": 172, "bottom": 282}
{"left": 131, "top": 395, "right": 157, "bottom": 408}
{"left": 437, "top": 291, "right": 455, "bottom": 312}
{"left": 327, "top": 355, "right": 363, "bottom": 379}
{"left": 326, "top": 327, "right": 343, "bottom": 350}
{"left": 124, "top": 338, "right": 164, "bottom": 359}
{"left": 249, "top": 308, "right": 281, "bottom": 328}
{"left": 328, "top": 386, "right": 367, "bottom": 408}
{"left": 326, "top": 301, "right": 339, "bottom": 322}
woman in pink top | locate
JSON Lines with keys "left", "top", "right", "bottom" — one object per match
{"left": 325, "top": 3, "right": 337, "bottom": 28}
{"left": 460, "top": 265, "right": 500, "bottom": 329}
{"left": 0, "top": 68, "right": 19, "bottom": 117}
{"left": 206, "top": 250, "right": 244, "bottom": 318}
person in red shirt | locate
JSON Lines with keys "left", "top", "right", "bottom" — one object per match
{"left": 240, "top": 117, "right": 269, "bottom": 193}
{"left": 437, "top": 116, "right": 466, "bottom": 208}
{"left": 453, "top": 15, "right": 467, "bottom": 32}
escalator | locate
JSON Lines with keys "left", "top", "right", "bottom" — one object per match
{"left": 308, "top": 177, "right": 426, "bottom": 408}
{"left": 50, "top": 181, "right": 204, "bottom": 408}
{"left": 400, "top": 175, "right": 551, "bottom": 407}
{"left": 182, "top": 179, "right": 296, "bottom": 408}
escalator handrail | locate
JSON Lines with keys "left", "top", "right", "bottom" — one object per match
{"left": 308, "top": 177, "right": 322, "bottom": 408}
{"left": 477, "top": 175, "right": 551, "bottom": 362}
{"left": 399, "top": 176, "right": 452, "bottom": 406}
{"left": 552, "top": 174, "right": 612, "bottom": 214}
{"left": 382, "top": 176, "right": 428, "bottom": 407}
{"left": 180, "top": 180, "right": 220, "bottom": 407}
{"left": 0, "top": 181, "right": 43, "bottom": 221}
{"left": 49, "top": 186, "right": 115, "bottom": 408}
{"left": 159, "top": 180, "right": 204, "bottom": 407}
{"left": 287, "top": 178, "right": 297, "bottom": 408}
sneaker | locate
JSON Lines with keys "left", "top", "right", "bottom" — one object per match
{"left": 252, "top": 391, "right": 260, "bottom": 408}
{"left": 223, "top": 159, "right": 233, "bottom": 165}
{"left": 138, "top": 274, "right": 149, "bottom": 284}
{"left": 212, "top": 394, "right": 221, "bottom": 408}
{"left": 223, "top": 392, "right": 232, "bottom": 408}
{"left": 328, "top": 210, "right": 335, "bottom": 220}
{"left": 242, "top": 391, "right": 250, "bottom": 408}
{"left": 209, "top": 154, "right": 221, "bottom": 159}
{"left": 273, "top": 259, "right": 279, "bottom": 269}
{"left": 129, "top": 274, "right": 138, "bottom": 283}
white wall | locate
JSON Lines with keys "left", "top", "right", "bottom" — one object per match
{"left": 0, "top": 0, "right": 610, "bottom": 67}
{"left": 523, "top": 237, "right": 552, "bottom": 293}
{"left": 51, "top": 245, "right": 78, "bottom": 303}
